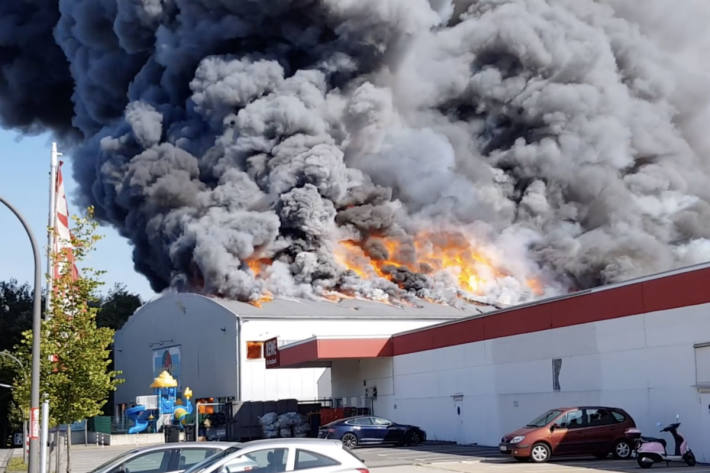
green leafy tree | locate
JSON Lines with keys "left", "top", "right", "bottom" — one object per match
{"left": 97, "top": 284, "right": 142, "bottom": 331}
{"left": 0, "top": 280, "right": 38, "bottom": 446}
{"left": 12, "top": 208, "right": 123, "bottom": 472}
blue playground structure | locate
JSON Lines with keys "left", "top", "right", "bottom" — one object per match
{"left": 127, "top": 371, "right": 193, "bottom": 433}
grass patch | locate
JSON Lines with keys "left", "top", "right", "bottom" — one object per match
{"left": 7, "top": 456, "right": 28, "bottom": 472}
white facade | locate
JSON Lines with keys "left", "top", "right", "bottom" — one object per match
{"left": 333, "top": 301, "right": 710, "bottom": 462}
{"left": 115, "top": 293, "right": 466, "bottom": 405}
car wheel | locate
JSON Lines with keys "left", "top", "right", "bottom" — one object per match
{"left": 406, "top": 431, "right": 422, "bottom": 446}
{"left": 530, "top": 443, "right": 551, "bottom": 463}
{"left": 341, "top": 433, "right": 358, "bottom": 449}
{"left": 613, "top": 439, "right": 632, "bottom": 459}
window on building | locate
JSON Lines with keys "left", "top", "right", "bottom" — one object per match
{"left": 246, "top": 341, "right": 263, "bottom": 359}
{"left": 695, "top": 343, "right": 710, "bottom": 388}
{"left": 552, "top": 358, "right": 562, "bottom": 391}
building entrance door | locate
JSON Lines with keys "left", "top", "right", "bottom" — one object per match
{"left": 453, "top": 394, "right": 464, "bottom": 444}
{"left": 699, "top": 392, "right": 710, "bottom": 463}
{"left": 695, "top": 344, "right": 710, "bottom": 463}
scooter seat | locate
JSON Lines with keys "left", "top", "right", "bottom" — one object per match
{"left": 641, "top": 437, "right": 667, "bottom": 448}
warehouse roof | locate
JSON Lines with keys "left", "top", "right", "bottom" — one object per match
{"left": 125, "top": 291, "right": 497, "bottom": 329}
{"left": 213, "top": 295, "right": 495, "bottom": 320}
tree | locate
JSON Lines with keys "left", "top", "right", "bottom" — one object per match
{"left": 12, "top": 208, "right": 123, "bottom": 472}
{"left": 0, "top": 280, "right": 38, "bottom": 446}
{"left": 97, "top": 284, "right": 142, "bottom": 331}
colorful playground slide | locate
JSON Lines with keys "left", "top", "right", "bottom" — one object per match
{"left": 126, "top": 405, "right": 149, "bottom": 434}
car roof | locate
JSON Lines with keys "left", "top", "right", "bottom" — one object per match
{"left": 239, "top": 438, "right": 343, "bottom": 449}
{"left": 561, "top": 406, "right": 625, "bottom": 410}
{"left": 126, "top": 442, "right": 239, "bottom": 454}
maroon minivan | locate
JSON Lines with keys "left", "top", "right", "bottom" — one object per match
{"left": 499, "top": 406, "right": 636, "bottom": 463}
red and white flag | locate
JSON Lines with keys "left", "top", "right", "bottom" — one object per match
{"left": 52, "top": 162, "right": 79, "bottom": 281}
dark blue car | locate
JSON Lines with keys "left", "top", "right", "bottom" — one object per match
{"left": 318, "top": 416, "right": 426, "bottom": 449}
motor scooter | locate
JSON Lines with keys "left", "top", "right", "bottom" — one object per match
{"left": 635, "top": 421, "right": 695, "bottom": 468}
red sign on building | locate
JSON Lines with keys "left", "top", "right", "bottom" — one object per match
{"left": 264, "top": 337, "right": 279, "bottom": 367}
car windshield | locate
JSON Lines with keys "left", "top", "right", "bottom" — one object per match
{"left": 183, "top": 446, "right": 241, "bottom": 473}
{"left": 526, "top": 409, "right": 563, "bottom": 427}
{"left": 88, "top": 449, "right": 144, "bottom": 473}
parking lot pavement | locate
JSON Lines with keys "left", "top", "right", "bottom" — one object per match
{"left": 66, "top": 444, "right": 158, "bottom": 473}
{"left": 358, "top": 443, "right": 710, "bottom": 473}
{"left": 67, "top": 441, "right": 710, "bottom": 473}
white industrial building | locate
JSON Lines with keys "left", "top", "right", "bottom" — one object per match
{"left": 271, "top": 264, "right": 710, "bottom": 463}
{"left": 114, "top": 293, "right": 474, "bottom": 406}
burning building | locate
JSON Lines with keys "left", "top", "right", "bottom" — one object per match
{"left": 114, "top": 292, "right": 484, "bottom": 407}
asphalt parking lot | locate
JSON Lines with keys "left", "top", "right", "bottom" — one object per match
{"left": 55, "top": 442, "right": 710, "bottom": 473}
{"left": 356, "top": 443, "right": 710, "bottom": 473}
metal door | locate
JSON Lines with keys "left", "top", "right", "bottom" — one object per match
{"left": 700, "top": 392, "right": 710, "bottom": 462}
{"left": 453, "top": 395, "right": 464, "bottom": 444}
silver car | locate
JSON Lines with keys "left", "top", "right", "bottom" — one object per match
{"left": 89, "top": 442, "right": 238, "bottom": 473}
{"left": 183, "top": 438, "right": 369, "bottom": 473}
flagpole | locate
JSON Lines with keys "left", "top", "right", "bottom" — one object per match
{"left": 41, "top": 143, "right": 60, "bottom": 473}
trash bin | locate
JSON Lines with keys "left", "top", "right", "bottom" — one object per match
{"left": 184, "top": 425, "right": 195, "bottom": 442}
{"left": 164, "top": 425, "right": 180, "bottom": 443}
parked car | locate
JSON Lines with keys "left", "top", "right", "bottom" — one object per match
{"left": 88, "top": 442, "right": 238, "bottom": 473}
{"left": 498, "top": 406, "right": 636, "bottom": 463}
{"left": 182, "top": 438, "right": 369, "bottom": 473}
{"left": 318, "top": 416, "right": 426, "bottom": 449}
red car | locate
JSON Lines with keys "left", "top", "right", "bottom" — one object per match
{"left": 499, "top": 406, "right": 636, "bottom": 463}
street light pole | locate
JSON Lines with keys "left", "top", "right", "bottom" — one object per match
{"left": 0, "top": 196, "right": 42, "bottom": 473}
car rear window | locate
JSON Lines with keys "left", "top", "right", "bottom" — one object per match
{"left": 611, "top": 411, "right": 626, "bottom": 422}
{"left": 294, "top": 450, "right": 340, "bottom": 470}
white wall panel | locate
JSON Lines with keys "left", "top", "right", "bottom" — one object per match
{"left": 334, "top": 301, "right": 710, "bottom": 462}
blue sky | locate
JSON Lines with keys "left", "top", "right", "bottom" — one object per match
{"left": 0, "top": 128, "right": 157, "bottom": 301}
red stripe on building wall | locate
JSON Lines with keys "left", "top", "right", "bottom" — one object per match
{"left": 392, "top": 266, "right": 710, "bottom": 356}
{"left": 274, "top": 338, "right": 393, "bottom": 368}
{"left": 317, "top": 338, "right": 393, "bottom": 358}
{"left": 277, "top": 339, "right": 319, "bottom": 367}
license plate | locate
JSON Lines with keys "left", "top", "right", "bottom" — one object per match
{"left": 499, "top": 445, "right": 507, "bottom": 452}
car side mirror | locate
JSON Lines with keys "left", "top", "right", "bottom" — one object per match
{"left": 549, "top": 425, "right": 556, "bottom": 432}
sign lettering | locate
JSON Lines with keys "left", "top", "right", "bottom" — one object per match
{"left": 264, "top": 337, "right": 279, "bottom": 367}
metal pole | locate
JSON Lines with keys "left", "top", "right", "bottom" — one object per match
{"left": 0, "top": 195, "right": 42, "bottom": 473}
{"left": 40, "top": 400, "right": 49, "bottom": 472}
{"left": 41, "top": 142, "right": 59, "bottom": 473}
{"left": 194, "top": 402, "right": 200, "bottom": 442}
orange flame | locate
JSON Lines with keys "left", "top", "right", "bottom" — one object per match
{"left": 526, "top": 277, "right": 544, "bottom": 296}
{"left": 246, "top": 258, "right": 272, "bottom": 277}
{"left": 334, "top": 232, "right": 505, "bottom": 296}
{"left": 249, "top": 291, "right": 273, "bottom": 308}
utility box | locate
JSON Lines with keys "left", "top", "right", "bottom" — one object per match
{"left": 89, "top": 416, "right": 111, "bottom": 434}
{"left": 164, "top": 425, "right": 180, "bottom": 443}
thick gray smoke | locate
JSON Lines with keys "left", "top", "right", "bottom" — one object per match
{"left": 3, "top": 0, "right": 710, "bottom": 306}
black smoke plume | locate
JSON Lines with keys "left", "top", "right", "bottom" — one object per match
{"left": 2, "top": 0, "right": 710, "bottom": 306}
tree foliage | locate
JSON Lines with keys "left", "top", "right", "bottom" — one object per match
{"left": 97, "top": 284, "right": 142, "bottom": 331}
{"left": 12, "top": 208, "right": 123, "bottom": 426}
{"left": 0, "top": 280, "right": 37, "bottom": 444}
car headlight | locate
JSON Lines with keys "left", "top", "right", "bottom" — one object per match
{"left": 510, "top": 435, "right": 525, "bottom": 444}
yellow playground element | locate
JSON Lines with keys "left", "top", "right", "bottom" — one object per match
{"left": 150, "top": 370, "right": 178, "bottom": 388}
